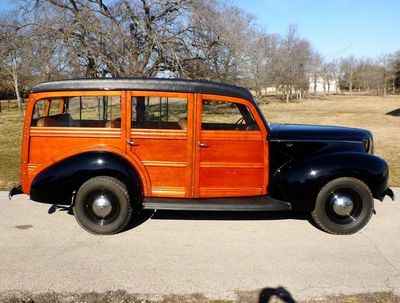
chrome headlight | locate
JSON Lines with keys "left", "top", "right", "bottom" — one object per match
{"left": 363, "top": 136, "right": 374, "bottom": 154}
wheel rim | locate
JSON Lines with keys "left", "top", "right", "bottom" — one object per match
{"left": 325, "top": 189, "right": 362, "bottom": 224}
{"left": 92, "top": 195, "right": 113, "bottom": 217}
{"left": 83, "top": 189, "right": 120, "bottom": 226}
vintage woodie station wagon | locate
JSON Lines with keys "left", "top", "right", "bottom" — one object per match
{"left": 9, "top": 78, "right": 395, "bottom": 235}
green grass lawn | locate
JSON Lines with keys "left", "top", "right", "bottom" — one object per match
{"left": 0, "top": 102, "right": 23, "bottom": 190}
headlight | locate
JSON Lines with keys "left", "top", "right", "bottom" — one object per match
{"left": 363, "top": 136, "right": 374, "bottom": 154}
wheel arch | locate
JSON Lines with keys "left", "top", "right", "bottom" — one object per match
{"left": 30, "top": 151, "right": 144, "bottom": 205}
{"left": 270, "top": 152, "right": 389, "bottom": 211}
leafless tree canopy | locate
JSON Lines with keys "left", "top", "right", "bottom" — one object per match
{"left": 0, "top": 0, "right": 399, "bottom": 103}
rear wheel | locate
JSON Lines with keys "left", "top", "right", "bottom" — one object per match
{"left": 312, "top": 177, "right": 374, "bottom": 235}
{"left": 73, "top": 176, "right": 132, "bottom": 235}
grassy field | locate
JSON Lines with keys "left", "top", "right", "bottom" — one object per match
{"left": 0, "top": 102, "right": 24, "bottom": 190}
{"left": 0, "top": 95, "right": 399, "bottom": 190}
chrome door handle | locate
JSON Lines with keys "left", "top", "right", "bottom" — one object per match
{"left": 198, "top": 142, "right": 209, "bottom": 148}
{"left": 127, "top": 140, "right": 139, "bottom": 146}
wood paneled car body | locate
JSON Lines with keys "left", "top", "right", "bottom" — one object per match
{"left": 9, "top": 79, "right": 395, "bottom": 235}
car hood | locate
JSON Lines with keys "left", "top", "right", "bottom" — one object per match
{"left": 269, "top": 123, "right": 371, "bottom": 142}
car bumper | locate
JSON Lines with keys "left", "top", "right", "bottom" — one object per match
{"left": 383, "top": 187, "right": 396, "bottom": 201}
{"left": 8, "top": 184, "right": 23, "bottom": 200}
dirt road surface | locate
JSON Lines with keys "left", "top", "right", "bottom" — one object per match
{"left": 0, "top": 190, "right": 399, "bottom": 301}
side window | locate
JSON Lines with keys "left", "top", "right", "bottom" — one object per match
{"left": 32, "top": 99, "right": 48, "bottom": 120}
{"left": 202, "top": 100, "right": 259, "bottom": 131}
{"left": 131, "top": 96, "right": 187, "bottom": 130}
{"left": 32, "top": 96, "right": 121, "bottom": 128}
{"left": 66, "top": 96, "right": 121, "bottom": 127}
{"left": 49, "top": 99, "right": 63, "bottom": 116}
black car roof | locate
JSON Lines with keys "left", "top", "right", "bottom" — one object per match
{"left": 30, "top": 78, "right": 254, "bottom": 101}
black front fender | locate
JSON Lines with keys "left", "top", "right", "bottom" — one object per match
{"left": 30, "top": 152, "right": 141, "bottom": 205}
{"left": 270, "top": 152, "right": 389, "bottom": 211}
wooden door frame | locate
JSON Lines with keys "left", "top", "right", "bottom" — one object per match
{"left": 192, "top": 93, "right": 270, "bottom": 198}
{"left": 126, "top": 90, "right": 195, "bottom": 198}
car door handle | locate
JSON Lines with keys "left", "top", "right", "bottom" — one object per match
{"left": 127, "top": 140, "right": 139, "bottom": 146}
{"left": 198, "top": 142, "right": 209, "bottom": 148}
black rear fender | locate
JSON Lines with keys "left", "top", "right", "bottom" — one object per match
{"left": 270, "top": 152, "right": 389, "bottom": 211}
{"left": 30, "top": 152, "right": 141, "bottom": 205}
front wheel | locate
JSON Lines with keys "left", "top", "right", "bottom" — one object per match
{"left": 73, "top": 176, "right": 132, "bottom": 235}
{"left": 312, "top": 177, "right": 374, "bottom": 235}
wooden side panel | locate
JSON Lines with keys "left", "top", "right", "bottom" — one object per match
{"left": 27, "top": 128, "right": 124, "bottom": 192}
{"left": 129, "top": 131, "right": 190, "bottom": 197}
{"left": 23, "top": 90, "right": 127, "bottom": 195}
{"left": 127, "top": 92, "right": 195, "bottom": 198}
{"left": 28, "top": 130, "right": 122, "bottom": 164}
{"left": 197, "top": 132, "right": 265, "bottom": 197}
{"left": 194, "top": 94, "right": 269, "bottom": 198}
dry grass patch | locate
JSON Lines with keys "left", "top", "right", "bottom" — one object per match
{"left": 260, "top": 95, "right": 400, "bottom": 186}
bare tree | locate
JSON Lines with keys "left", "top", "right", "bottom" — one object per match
{"left": 185, "top": 0, "right": 257, "bottom": 83}
{"left": 243, "top": 31, "right": 279, "bottom": 99}
{"left": 320, "top": 61, "right": 336, "bottom": 95}
{"left": 309, "top": 51, "right": 323, "bottom": 95}
{"left": 391, "top": 50, "right": 400, "bottom": 93}
{"left": 377, "top": 53, "right": 394, "bottom": 96}
{"left": 274, "top": 24, "right": 311, "bottom": 102}
{"left": 0, "top": 14, "right": 31, "bottom": 115}
{"left": 340, "top": 55, "right": 357, "bottom": 95}
{"left": 26, "top": 0, "right": 192, "bottom": 77}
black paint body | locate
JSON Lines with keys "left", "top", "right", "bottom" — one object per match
{"left": 268, "top": 123, "right": 389, "bottom": 211}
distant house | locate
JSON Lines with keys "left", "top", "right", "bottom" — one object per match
{"left": 309, "top": 77, "right": 339, "bottom": 94}
{"left": 261, "top": 87, "right": 277, "bottom": 95}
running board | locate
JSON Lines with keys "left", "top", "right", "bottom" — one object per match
{"left": 143, "top": 196, "right": 292, "bottom": 212}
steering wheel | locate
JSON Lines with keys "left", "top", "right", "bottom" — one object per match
{"left": 234, "top": 117, "right": 245, "bottom": 130}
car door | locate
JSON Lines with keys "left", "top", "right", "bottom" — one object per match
{"left": 193, "top": 94, "right": 269, "bottom": 198}
{"left": 126, "top": 91, "right": 195, "bottom": 198}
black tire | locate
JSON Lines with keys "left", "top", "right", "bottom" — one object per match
{"left": 311, "top": 177, "right": 374, "bottom": 235}
{"left": 73, "top": 176, "right": 132, "bottom": 235}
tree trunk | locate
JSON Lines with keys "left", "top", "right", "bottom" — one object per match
{"left": 383, "top": 77, "right": 387, "bottom": 96}
{"left": 314, "top": 76, "right": 317, "bottom": 95}
{"left": 12, "top": 57, "right": 23, "bottom": 116}
{"left": 334, "top": 78, "right": 339, "bottom": 94}
{"left": 286, "top": 86, "right": 290, "bottom": 103}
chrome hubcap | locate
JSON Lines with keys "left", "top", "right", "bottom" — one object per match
{"left": 91, "top": 195, "right": 112, "bottom": 218}
{"left": 330, "top": 193, "right": 354, "bottom": 216}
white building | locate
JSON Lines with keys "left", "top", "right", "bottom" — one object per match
{"left": 309, "top": 77, "right": 339, "bottom": 94}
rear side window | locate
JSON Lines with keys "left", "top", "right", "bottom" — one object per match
{"left": 67, "top": 96, "right": 121, "bottom": 127}
{"left": 131, "top": 96, "right": 187, "bottom": 130}
{"left": 32, "top": 95, "right": 121, "bottom": 128}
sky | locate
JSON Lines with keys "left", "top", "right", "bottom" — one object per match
{"left": 234, "top": 0, "right": 400, "bottom": 59}
{"left": 0, "top": 0, "right": 399, "bottom": 59}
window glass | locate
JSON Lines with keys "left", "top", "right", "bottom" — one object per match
{"left": 32, "top": 99, "right": 48, "bottom": 120}
{"left": 31, "top": 95, "right": 121, "bottom": 128}
{"left": 131, "top": 96, "right": 187, "bottom": 130}
{"left": 49, "top": 99, "right": 62, "bottom": 116}
{"left": 202, "top": 100, "right": 259, "bottom": 131}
